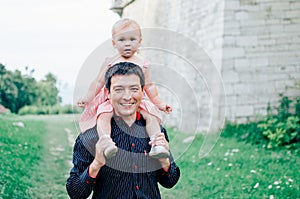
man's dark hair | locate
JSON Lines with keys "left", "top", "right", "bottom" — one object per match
{"left": 105, "top": 62, "right": 145, "bottom": 92}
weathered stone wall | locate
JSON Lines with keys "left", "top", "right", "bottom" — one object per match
{"left": 116, "top": 0, "right": 300, "bottom": 132}
{"left": 223, "top": 0, "right": 300, "bottom": 122}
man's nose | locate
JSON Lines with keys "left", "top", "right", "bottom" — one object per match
{"left": 123, "top": 89, "right": 132, "bottom": 100}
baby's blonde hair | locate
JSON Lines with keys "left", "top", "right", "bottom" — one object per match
{"left": 112, "top": 18, "right": 142, "bottom": 37}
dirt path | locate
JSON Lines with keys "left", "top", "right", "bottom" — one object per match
{"left": 26, "top": 114, "right": 79, "bottom": 199}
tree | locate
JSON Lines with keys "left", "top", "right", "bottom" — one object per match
{"left": 0, "top": 63, "right": 61, "bottom": 113}
{"left": 35, "top": 73, "right": 61, "bottom": 106}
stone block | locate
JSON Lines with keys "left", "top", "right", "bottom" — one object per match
{"left": 223, "top": 47, "right": 245, "bottom": 59}
{"left": 236, "top": 36, "right": 258, "bottom": 46}
{"left": 235, "top": 11, "right": 249, "bottom": 20}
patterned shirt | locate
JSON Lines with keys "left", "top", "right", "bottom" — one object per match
{"left": 66, "top": 112, "right": 180, "bottom": 199}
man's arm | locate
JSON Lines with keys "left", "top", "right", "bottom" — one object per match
{"left": 150, "top": 129, "right": 181, "bottom": 188}
{"left": 66, "top": 130, "right": 114, "bottom": 198}
{"left": 66, "top": 136, "right": 97, "bottom": 199}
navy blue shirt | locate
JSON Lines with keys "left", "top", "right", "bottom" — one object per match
{"left": 66, "top": 113, "right": 180, "bottom": 199}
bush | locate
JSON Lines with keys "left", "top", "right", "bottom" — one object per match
{"left": 18, "top": 104, "right": 82, "bottom": 115}
{"left": 222, "top": 96, "right": 300, "bottom": 150}
{"left": 258, "top": 116, "right": 300, "bottom": 149}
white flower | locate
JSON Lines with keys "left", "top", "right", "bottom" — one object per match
{"left": 250, "top": 170, "right": 256, "bottom": 173}
{"left": 276, "top": 186, "right": 280, "bottom": 189}
{"left": 253, "top": 182, "right": 259, "bottom": 189}
{"left": 207, "top": 162, "right": 213, "bottom": 166}
{"left": 288, "top": 178, "right": 293, "bottom": 182}
{"left": 274, "top": 181, "right": 280, "bottom": 185}
{"left": 232, "top": 149, "right": 239, "bottom": 153}
{"left": 269, "top": 195, "right": 274, "bottom": 199}
{"left": 268, "top": 185, "right": 272, "bottom": 189}
{"left": 228, "top": 163, "right": 233, "bottom": 167}
{"left": 216, "top": 168, "right": 220, "bottom": 171}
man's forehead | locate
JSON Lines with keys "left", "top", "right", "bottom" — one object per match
{"left": 111, "top": 74, "right": 141, "bottom": 86}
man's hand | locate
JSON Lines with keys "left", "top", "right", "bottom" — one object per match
{"left": 89, "top": 135, "right": 116, "bottom": 178}
{"left": 149, "top": 133, "right": 171, "bottom": 171}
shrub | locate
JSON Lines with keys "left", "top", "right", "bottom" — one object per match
{"left": 222, "top": 96, "right": 300, "bottom": 150}
{"left": 18, "top": 104, "right": 82, "bottom": 115}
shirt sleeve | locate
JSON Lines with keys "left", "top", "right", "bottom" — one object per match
{"left": 66, "top": 136, "right": 96, "bottom": 199}
{"left": 156, "top": 128, "right": 181, "bottom": 188}
{"left": 156, "top": 159, "right": 180, "bottom": 188}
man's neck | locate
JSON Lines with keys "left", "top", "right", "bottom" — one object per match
{"left": 115, "top": 112, "right": 137, "bottom": 127}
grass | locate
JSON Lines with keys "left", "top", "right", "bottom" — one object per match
{"left": 0, "top": 114, "right": 78, "bottom": 199}
{"left": 161, "top": 130, "right": 300, "bottom": 199}
{"left": 0, "top": 114, "right": 299, "bottom": 198}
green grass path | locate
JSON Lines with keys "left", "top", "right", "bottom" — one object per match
{"left": 26, "top": 115, "right": 79, "bottom": 199}
{"left": 1, "top": 114, "right": 299, "bottom": 198}
{"left": 0, "top": 114, "right": 79, "bottom": 199}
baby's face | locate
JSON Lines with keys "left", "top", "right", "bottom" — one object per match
{"left": 112, "top": 27, "right": 142, "bottom": 58}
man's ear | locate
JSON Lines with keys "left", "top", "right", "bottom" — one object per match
{"left": 104, "top": 88, "right": 110, "bottom": 99}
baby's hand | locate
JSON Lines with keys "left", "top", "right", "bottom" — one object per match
{"left": 157, "top": 103, "right": 172, "bottom": 114}
{"left": 77, "top": 97, "right": 90, "bottom": 108}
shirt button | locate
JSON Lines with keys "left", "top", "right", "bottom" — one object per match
{"left": 131, "top": 143, "right": 135, "bottom": 148}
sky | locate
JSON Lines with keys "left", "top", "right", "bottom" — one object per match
{"left": 0, "top": 0, "right": 120, "bottom": 104}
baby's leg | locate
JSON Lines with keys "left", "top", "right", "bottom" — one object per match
{"left": 96, "top": 111, "right": 118, "bottom": 159}
{"left": 139, "top": 110, "right": 170, "bottom": 159}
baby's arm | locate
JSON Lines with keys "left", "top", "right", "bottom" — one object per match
{"left": 77, "top": 59, "right": 109, "bottom": 107}
{"left": 143, "top": 67, "right": 172, "bottom": 114}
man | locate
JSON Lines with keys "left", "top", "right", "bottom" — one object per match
{"left": 66, "top": 62, "right": 180, "bottom": 198}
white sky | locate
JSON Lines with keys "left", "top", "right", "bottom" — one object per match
{"left": 0, "top": 0, "right": 120, "bottom": 104}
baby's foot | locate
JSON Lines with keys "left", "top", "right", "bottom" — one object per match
{"left": 149, "top": 145, "right": 170, "bottom": 159}
{"left": 104, "top": 144, "right": 118, "bottom": 159}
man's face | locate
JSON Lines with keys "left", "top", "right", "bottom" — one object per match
{"left": 107, "top": 74, "right": 143, "bottom": 119}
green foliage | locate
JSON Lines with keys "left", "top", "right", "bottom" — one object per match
{"left": 0, "top": 64, "right": 61, "bottom": 113}
{"left": 222, "top": 96, "right": 300, "bottom": 151}
{"left": 18, "top": 104, "right": 82, "bottom": 115}
{"left": 258, "top": 116, "right": 300, "bottom": 149}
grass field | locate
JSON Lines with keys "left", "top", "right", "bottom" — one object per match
{"left": 0, "top": 114, "right": 299, "bottom": 199}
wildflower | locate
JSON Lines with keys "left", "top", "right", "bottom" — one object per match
{"left": 288, "top": 178, "right": 293, "bottom": 183}
{"left": 224, "top": 158, "right": 228, "bottom": 161}
{"left": 216, "top": 168, "right": 220, "bottom": 171}
{"left": 232, "top": 149, "right": 239, "bottom": 153}
{"left": 228, "top": 163, "right": 233, "bottom": 167}
{"left": 276, "top": 186, "right": 280, "bottom": 189}
{"left": 270, "top": 195, "right": 274, "bottom": 199}
{"left": 250, "top": 170, "right": 256, "bottom": 173}
{"left": 207, "top": 162, "right": 213, "bottom": 166}
{"left": 268, "top": 185, "right": 272, "bottom": 189}
{"left": 253, "top": 182, "right": 259, "bottom": 189}
{"left": 274, "top": 181, "right": 280, "bottom": 185}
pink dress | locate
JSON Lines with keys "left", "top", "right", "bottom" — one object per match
{"left": 79, "top": 62, "right": 162, "bottom": 133}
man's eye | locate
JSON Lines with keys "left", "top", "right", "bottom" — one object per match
{"left": 130, "top": 38, "right": 136, "bottom": 41}
{"left": 131, "top": 88, "right": 139, "bottom": 92}
{"left": 115, "top": 88, "right": 123, "bottom": 92}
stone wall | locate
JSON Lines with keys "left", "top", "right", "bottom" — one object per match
{"left": 115, "top": 0, "right": 300, "bottom": 132}
{"left": 223, "top": 0, "right": 300, "bottom": 122}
